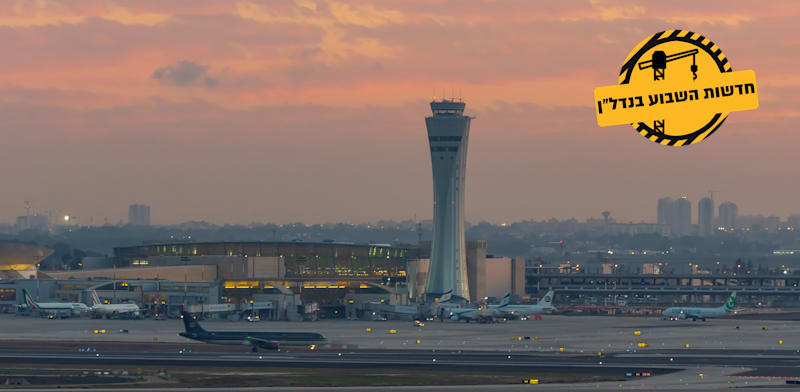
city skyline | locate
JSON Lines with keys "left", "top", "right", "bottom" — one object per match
{"left": 1, "top": 1, "right": 799, "bottom": 225}
{"left": 7, "top": 194, "right": 800, "bottom": 228}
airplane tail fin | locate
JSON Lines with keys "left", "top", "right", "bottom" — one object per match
{"left": 723, "top": 292, "right": 736, "bottom": 312}
{"left": 538, "top": 289, "right": 554, "bottom": 307}
{"left": 438, "top": 290, "right": 453, "bottom": 303}
{"left": 22, "top": 288, "right": 37, "bottom": 310}
{"left": 499, "top": 292, "right": 511, "bottom": 307}
{"left": 90, "top": 290, "right": 101, "bottom": 306}
{"left": 181, "top": 311, "right": 205, "bottom": 333}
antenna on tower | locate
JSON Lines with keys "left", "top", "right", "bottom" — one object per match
{"left": 24, "top": 200, "right": 31, "bottom": 216}
{"left": 709, "top": 190, "right": 717, "bottom": 201}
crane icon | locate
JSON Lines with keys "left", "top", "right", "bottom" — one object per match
{"left": 637, "top": 49, "right": 700, "bottom": 135}
{"left": 638, "top": 49, "right": 699, "bottom": 81}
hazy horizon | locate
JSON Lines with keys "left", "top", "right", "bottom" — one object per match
{"left": 2, "top": 1, "right": 799, "bottom": 226}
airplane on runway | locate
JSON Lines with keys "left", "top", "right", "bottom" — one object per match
{"left": 179, "top": 311, "right": 326, "bottom": 352}
{"left": 22, "top": 288, "right": 90, "bottom": 317}
{"left": 89, "top": 290, "right": 141, "bottom": 319}
{"left": 496, "top": 290, "right": 556, "bottom": 319}
{"left": 661, "top": 292, "right": 737, "bottom": 321}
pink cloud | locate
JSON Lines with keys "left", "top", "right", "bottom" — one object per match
{"left": 0, "top": 1, "right": 798, "bottom": 223}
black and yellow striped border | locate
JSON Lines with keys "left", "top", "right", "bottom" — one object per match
{"left": 619, "top": 30, "right": 732, "bottom": 146}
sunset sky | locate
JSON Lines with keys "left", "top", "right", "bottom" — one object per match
{"left": 1, "top": 0, "right": 799, "bottom": 225}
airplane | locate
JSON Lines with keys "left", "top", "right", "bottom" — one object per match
{"left": 442, "top": 292, "right": 512, "bottom": 322}
{"left": 22, "top": 288, "right": 90, "bottom": 317}
{"left": 497, "top": 290, "right": 556, "bottom": 319}
{"left": 661, "top": 292, "right": 737, "bottom": 321}
{"left": 364, "top": 303, "right": 424, "bottom": 321}
{"left": 89, "top": 290, "right": 141, "bottom": 319}
{"left": 179, "top": 311, "right": 326, "bottom": 352}
{"left": 438, "top": 290, "right": 453, "bottom": 303}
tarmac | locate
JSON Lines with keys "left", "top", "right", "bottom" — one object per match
{"left": 1, "top": 314, "right": 799, "bottom": 390}
{"left": 1, "top": 313, "right": 799, "bottom": 353}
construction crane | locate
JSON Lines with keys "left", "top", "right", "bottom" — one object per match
{"left": 637, "top": 49, "right": 699, "bottom": 135}
{"left": 638, "top": 49, "right": 699, "bottom": 80}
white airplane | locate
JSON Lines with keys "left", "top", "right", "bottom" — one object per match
{"left": 90, "top": 290, "right": 141, "bottom": 318}
{"left": 661, "top": 292, "right": 736, "bottom": 321}
{"left": 497, "top": 290, "right": 556, "bottom": 318}
{"left": 22, "top": 288, "right": 90, "bottom": 316}
{"left": 438, "top": 290, "right": 454, "bottom": 303}
{"left": 442, "top": 292, "right": 512, "bottom": 322}
{"left": 431, "top": 290, "right": 470, "bottom": 320}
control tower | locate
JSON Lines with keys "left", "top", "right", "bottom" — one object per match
{"left": 424, "top": 99, "right": 472, "bottom": 302}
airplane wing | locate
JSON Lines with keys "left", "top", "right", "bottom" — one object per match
{"left": 391, "top": 306, "right": 419, "bottom": 315}
{"left": 446, "top": 308, "right": 479, "bottom": 319}
{"left": 247, "top": 337, "right": 280, "bottom": 350}
{"left": 681, "top": 311, "right": 703, "bottom": 319}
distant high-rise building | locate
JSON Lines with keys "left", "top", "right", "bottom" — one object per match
{"left": 424, "top": 99, "right": 472, "bottom": 302}
{"left": 657, "top": 197, "right": 675, "bottom": 234}
{"left": 675, "top": 197, "right": 691, "bottom": 236}
{"left": 765, "top": 215, "right": 780, "bottom": 232}
{"left": 16, "top": 215, "right": 48, "bottom": 231}
{"left": 698, "top": 197, "right": 714, "bottom": 236}
{"left": 718, "top": 202, "right": 738, "bottom": 230}
{"left": 128, "top": 204, "right": 151, "bottom": 226}
{"left": 788, "top": 214, "right": 800, "bottom": 230}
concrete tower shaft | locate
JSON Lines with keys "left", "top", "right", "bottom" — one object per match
{"left": 424, "top": 100, "right": 471, "bottom": 302}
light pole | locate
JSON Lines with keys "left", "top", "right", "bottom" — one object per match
{"left": 183, "top": 257, "right": 188, "bottom": 309}
{"left": 113, "top": 263, "right": 117, "bottom": 302}
{"left": 537, "top": 264, "right": 542, "bottom": 295}
{"left": 35, "top": 262, "right": 40, "bottom": 300}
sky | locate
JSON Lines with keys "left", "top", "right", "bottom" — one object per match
{"left": 0, "top": 0, "right": 799, "bottom": 225}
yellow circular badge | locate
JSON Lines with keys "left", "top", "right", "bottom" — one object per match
{"left": 594, "top": 30, "right": 758, "bottom": 146}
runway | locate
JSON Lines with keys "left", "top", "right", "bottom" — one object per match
{"left": 0, "top": 344, "right": 796, "bottom": 376}
{"left": 2, "top": 314, "right": 800, "bottom": 390}
{"left": 0, "top": 345, "right": 672, "bottom": 373}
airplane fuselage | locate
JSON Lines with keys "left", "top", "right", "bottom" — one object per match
{"left": 662, "top": 307, "right": 731, "bottom": 320}
{"left": 499, "top": 305, "right": 554, "bottom": 317}
{"left": 179, "top": 331, "right": 326, "bottom": 346}
{"left": 30, "top": 302, "right": 90, "bottom": 315}
{"left": 92, "top": 304, "right": 141, "bottom": 317}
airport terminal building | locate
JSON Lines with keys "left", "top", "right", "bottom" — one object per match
{"left": 0, "top": 240, "right": 529, "bottom": 319}
{"left": 0, "top": 241, "right": 419, "bottom": 319}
